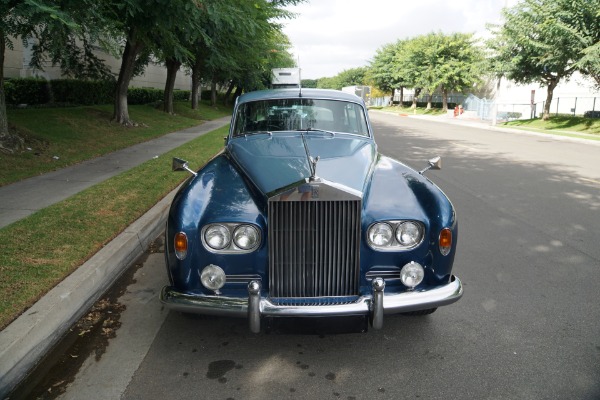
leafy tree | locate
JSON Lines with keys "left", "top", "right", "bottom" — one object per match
{"left": 316, "top": 76, "right": 340, "bottom": 90}
{"left": 186, "top": 0, "right": 301, "bottom": 108}
{"left": 428, "top": 33, "right": 483, "bottom": 110}
{"left": 0, "top": 0, "right": 85, "bottom": 152}
{"left": 100, "top": 0, "right": 203, "bottom": 125}
{"left": 562, "top": 3, "right": 600, "bottom": 89}
{"left": 335, "top": 67, "right": 368, "bottom": 88}
{"left": 370, "top": 40, "right": 407, "bottom": 101}
{"left": 487, "top": 0, "right": 599, "bottom": 119}
{"left": 301, "top": 79, "right": 318, "bottom": 88}
{"left": 395, "top": 35, "right": 431, "bottom": 108}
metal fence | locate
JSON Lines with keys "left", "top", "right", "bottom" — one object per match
{"left": 464, "top": 95, "right": 600, "bottom": 121}
{"left": 371, "top": 93, "right": 600, "bottom": 120}
{"left": 535, "top": 96, "right": 599, "bottom": 117}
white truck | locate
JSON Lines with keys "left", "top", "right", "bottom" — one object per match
{"left": 271, "top": 68, "right": 301, "bottom": 89}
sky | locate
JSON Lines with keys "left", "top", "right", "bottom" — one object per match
{"left": 281, "top": 0, "right": 518, "bottom": 79}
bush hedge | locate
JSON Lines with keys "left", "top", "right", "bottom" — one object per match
{"left": 4, "top": 78, "right": 51, "bottom": 105}
{"left": 4, "top": 77, "right": 191, "bottom": 107}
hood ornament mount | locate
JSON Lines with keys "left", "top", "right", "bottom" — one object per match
{"left": 301, "top": 132, "right": 320, "bottom": 181}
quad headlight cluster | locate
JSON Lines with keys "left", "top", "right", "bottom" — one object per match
{"left": 202, "top": 223, "right": 261, "bottom": 253}
{"left": 367, "top": 220, "right": 425, "bottom": 250}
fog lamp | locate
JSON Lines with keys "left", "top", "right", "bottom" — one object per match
{"left": 400, "top": 261, "right": 424, "bottom": 288}
{"left": 200, "top": 264, "right": 226, "bottom": 292}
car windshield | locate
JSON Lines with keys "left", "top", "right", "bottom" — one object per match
{"left": 232, "top": 98, "right": 369, "bottom": 137}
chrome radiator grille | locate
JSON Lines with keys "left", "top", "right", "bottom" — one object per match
{"left": 268, "top": 200, "right": 361, "bottom": 298}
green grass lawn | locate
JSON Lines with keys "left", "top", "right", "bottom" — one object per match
{"left": 0, "top": 125, "right": 229, "bottom": 330}
{"left": 0, "top": 100, "right": 232, "bottom": 329}
{"left": 501, "top": 115, "right": 600, "bottom": 139}
{"left": 1, "top": 101, "right": 231, "bottom": 186}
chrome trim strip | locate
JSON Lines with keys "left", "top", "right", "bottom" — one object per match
{"left": 160, "top": 276, "right": 463, "bottom": 325}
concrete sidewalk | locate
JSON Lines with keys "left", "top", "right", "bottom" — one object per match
{"left": 0, "top": 116, "right": 231, "bottom": 229}
{"left": 0, "top": 117, "right": 229, "bottom": 396}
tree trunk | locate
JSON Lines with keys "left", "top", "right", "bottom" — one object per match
{"left": 399, "top": 87, "right": 404, "bottom": 107}
{"left": 542, "top": 76, "right": 559, "bottom": 121}
{"left": 426, "top": 93, "right": 433, "bottom": 110}
{"left": 210, "top": 79, "right": 217, "bottom": 107}
{"left": 233, "top": 86, "right": 243, "bottom": 102}
{"left": 113, "top": 32, "right": 144, "bottom": 126}
{"left": 223, "top": 81, "right": 235, "bottom": 106}
{"left": 412, "top": 88, "right": 421, "bottom": 109}
{"left": 191, "top": 58, "right": 202, "bottom": 110}
{"left": 442, "top": 87, "right": 448, "bottom": 112}
{"left": 163, "top": 58, "right": 181, "bottom": 114}
{"left": 0, "top": 30, "right": 23, "bottom": 153}
{"left": 0, "top": 30, "right": 8, "bottom": 137}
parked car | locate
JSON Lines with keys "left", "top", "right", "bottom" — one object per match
{"left": 161, "top": 88, "right": 462, "bottom": 332}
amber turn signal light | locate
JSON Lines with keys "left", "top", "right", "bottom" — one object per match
{"left": 439, "top": 228, "right": 452, "bottom": 256}
{"left": 174, "top": 232, "right": 188, "bottom": 260}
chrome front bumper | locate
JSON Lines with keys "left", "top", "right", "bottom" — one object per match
{"left": 160, "top": 275, "right": 463, "bottom": 332}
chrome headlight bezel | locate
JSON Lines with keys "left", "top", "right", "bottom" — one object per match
{"left": 201, "top": 223, "right": 261, "bottom": 253}
{"left": 367, "top": 220, "right": 425, "bottom": 251}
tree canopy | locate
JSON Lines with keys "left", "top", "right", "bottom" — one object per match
{"left": 487, "top": 0, "right": 600, "bottom": 119}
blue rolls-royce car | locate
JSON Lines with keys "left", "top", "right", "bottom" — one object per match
{"left": 161, "top": 88, "right": 462, "bottom": 332}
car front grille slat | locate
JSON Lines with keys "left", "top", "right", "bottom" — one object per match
{"left": 269, "top": 200, "right": 361, "bottom": 298}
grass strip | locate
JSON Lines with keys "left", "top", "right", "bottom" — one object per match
{"left": 0, "top": 125, "right": 228, "bottom": 330}
{"left": 1, "top": 101, "right": 231, "bottom": 186}
{"left": 501, "top": 115, "right": 600, "bottom": 139}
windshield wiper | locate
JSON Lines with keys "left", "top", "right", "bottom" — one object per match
{"left": 294, "top": 128, "right": 335, "bottom": 137}
{"left": 240, "top": 130, "right": 272, "bottom": 137}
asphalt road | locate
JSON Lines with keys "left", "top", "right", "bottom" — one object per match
{"left": 53, "top": 112, "right": 600, "bottom": 400}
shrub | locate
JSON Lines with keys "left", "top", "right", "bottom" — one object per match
{"left": 127, "top": 87, "right": 164, "bottom": 105}
{"left": 584, "top": 110, "right": 600, "bottom": 118}
{"left": 4, "top": 78, "right": 51, "bottom": 105}
{"left": 51, "top": 79, "right": 115, "bottom": 105}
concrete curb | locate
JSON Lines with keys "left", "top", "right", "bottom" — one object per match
{"left": 0, "top": 188, "right": 176, "bottom": 397}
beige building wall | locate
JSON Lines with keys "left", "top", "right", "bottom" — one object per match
{"left": 4, "top": 38, "right": 192, "bottom": 91}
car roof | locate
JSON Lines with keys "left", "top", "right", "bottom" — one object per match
{"left": 236, "top": 88, "right": 364, "bottom": 105}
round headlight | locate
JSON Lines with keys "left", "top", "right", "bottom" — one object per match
{"left": 396, "top": 221, "right": 423, "bottom": 247}
{"left": 204, "top": 224, "right": 231, "bottom": 250}
{"left": 233, "top": 225, "right": 259, "bottom": 250}
{"left": 200, "top": 264, "right": 226, "bottom": 291}
{"left": 400, "top": 261, "right": 424, "bottom": 288}
{"left": 368, "top": 223, "right": 393, "bottom": 247}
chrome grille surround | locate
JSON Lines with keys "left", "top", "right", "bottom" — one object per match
{"left": 268, "top": 178, "right": 362, "bottom": 300}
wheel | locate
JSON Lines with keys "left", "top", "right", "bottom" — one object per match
{"left": 401, "top": 308, "right": 437, "bottom": 316}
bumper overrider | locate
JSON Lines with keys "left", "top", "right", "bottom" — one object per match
{"left": 160, "top": 275, "right": 463, "bottom": 333}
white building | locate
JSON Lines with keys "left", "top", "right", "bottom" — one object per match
{"left": 4, "top": 39, "right": 192, "bottom": 91}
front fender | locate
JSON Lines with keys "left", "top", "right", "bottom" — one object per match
{"left": 165, "top": 155, "right": 267, "bottom": 293}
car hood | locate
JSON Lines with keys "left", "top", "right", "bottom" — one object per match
{"left": 227, "top": 133, "right": 377, "bottom": 196}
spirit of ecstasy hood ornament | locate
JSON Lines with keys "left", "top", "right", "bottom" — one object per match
{"left": 301, "top": 132, "right": 320, "bottom": 181}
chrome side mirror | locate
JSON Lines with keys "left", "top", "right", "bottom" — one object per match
{"left": 172, "top": 157, "right": 197, "bottom": 176}
{"left": 419, "top": 156, "right": 442, "bottom": 175}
